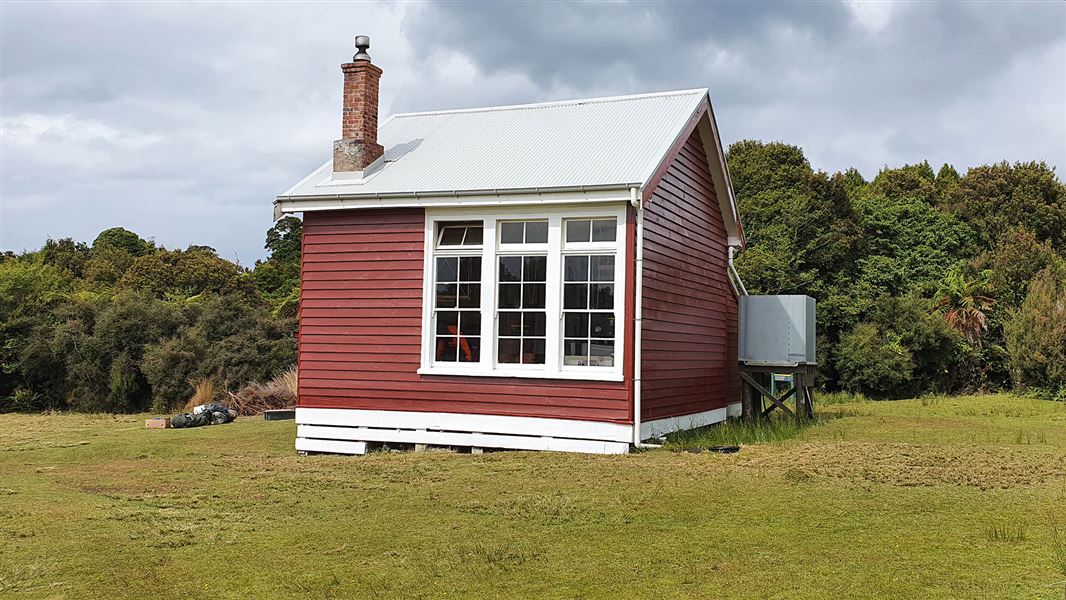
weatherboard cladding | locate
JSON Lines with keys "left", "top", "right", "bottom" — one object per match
{"left": 296, "top": 137, "right": 738, "bottom": 424}
{"left": 297, "top": 208, "right": 633, "bottom": 423}
{"left": 640, "top": 126, "right": 741, "bottom": 421}
{"left": 280, "top": 89, "right": 708, "bottom": 199}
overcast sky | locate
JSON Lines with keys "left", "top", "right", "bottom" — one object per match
{"left": 2, "top": 1, "right": 1063, "bottom": 263}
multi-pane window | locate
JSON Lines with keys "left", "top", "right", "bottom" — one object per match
{"left": 437, "top": 221, "right": 483, "bottom": 247}
{"left": 499, "top": 220, "right": 548, "bottom": 245}
{"left": 563, "top": 255, "right": 616, "bottom": 366}
{"left": 433, "top": 222, "right": 483, "bottom": 364}
{"left": 565, "top": 218, "right": 617, "bottom": 244}
{"left": 422, "top": 211, "right": 623, "bottom": 380}
{"left": 562, "top": 218, "right": 617, "bottom": 367}
{"left": 497, "top": 221, "right": 548, "bottom": 364}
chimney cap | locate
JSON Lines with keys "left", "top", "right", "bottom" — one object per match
{"left": 353, "top": 35, "right": 371, "bottom": 62}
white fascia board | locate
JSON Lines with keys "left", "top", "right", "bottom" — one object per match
{"left": 700, "top": 95, "right": 745, "bottom": 247}
{"left": 696, "top": 108, "right": 744, "bottom": 248}
{"left": 275, "top": 187, "right": 635, "bottom": 215}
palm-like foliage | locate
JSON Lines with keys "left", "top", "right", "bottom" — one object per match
{"left": 933, "top": 268, "right": 995, "bottom": 345}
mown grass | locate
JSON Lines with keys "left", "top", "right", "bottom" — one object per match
{"left": 1, "top": 393, "right": 1064, "bottom": 599}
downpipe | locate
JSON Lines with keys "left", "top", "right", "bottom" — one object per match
{"left": 728, "top": 245, "right": 748, "bottom": 296}
{"left": 630, "top": 187, "right": 644, "bottom": 447}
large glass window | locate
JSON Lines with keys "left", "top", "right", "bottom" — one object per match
{"left": 421, "top": 211, "right": 623, "bottom": 380}
{"left": 563, "top": 254, "right": 615, "bottom": 366}
{"left": 497, "top": 221, "right": 548, "bottom": 364}
{"left": 433, "top": 222, "right": 484, "bottom": 364}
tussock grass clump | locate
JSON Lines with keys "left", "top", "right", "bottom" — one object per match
{"left": 182, "top": 378, "right": 216, "bottom": 411}
{"left": 227, "top": 365, "right": 297, "bottom": 416}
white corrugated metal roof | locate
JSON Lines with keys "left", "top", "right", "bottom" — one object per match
{"left": 278, "top": 89, "right": 708, "bottom": 199}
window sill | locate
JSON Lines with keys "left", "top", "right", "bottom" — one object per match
{"left": 417, "top": 366, "right": 624, "bottom": 383}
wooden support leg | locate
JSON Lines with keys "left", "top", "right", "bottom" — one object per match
{"left": 742, "top": 378, "right": 755, "bottom": 422}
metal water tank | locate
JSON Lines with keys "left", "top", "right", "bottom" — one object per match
{"left": 739, "top": 295, "right": 816, "bottom": 366}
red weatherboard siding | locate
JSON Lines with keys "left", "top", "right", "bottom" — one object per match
{"left": 298, "top": 208, "right": 632, "bottom": 424}
{"left": 640, "top": 125, "right": 740, "bottom": 421}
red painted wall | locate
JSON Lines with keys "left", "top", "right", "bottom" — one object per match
{"left": 298, "top": 208, "right": 632, "bottom": 424}
{"left": 640, "top": 127, "right": 740, "bottom": 421}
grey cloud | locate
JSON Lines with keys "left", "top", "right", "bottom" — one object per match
{"left": 402, "top": 1, "right": 1065, "bottom": 179}
{"left": 1, "top": 1, "right": 1063, "bottom": 262}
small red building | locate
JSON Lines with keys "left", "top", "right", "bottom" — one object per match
{"left": 275, "top": 38, "right": 745, "bottom": 454}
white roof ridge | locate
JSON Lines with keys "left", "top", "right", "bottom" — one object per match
{"left": 388, "top": 88, "right": 708, "bottom": 119}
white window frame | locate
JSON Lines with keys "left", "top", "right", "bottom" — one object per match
{"left": 419, "top": 203, "right": 627, "bottom": 382}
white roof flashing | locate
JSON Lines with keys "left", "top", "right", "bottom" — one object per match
{"left": 386, "top": 88, "right": 710, "bottom": 120}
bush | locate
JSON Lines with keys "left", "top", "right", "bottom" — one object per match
{"left": 1004, "top": 266, "right": 1066, "bottom": 395}
{"left": 141, "top": 332, "right": 208, "bottom": 412}
{"left": 198, "top": 294, "right": 298, "bottom": 392}
{"left": 59, "top": 293, "right": 183, "bottom": 412}
{"left": 120, "top": 248, "right": 255, "bottom": 300}
{"left": 837, "top": 323, "right": 913, "bottom": 398}
{"left": 836, "top": 296, "right": 961, "bottom": 398}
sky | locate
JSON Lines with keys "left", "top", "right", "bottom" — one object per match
{"left": 2, "top": 1, "right": 1064, "bottom": 263}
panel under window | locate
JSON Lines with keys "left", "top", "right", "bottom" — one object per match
{"left": 497, "top": 255, "right": 547, "bottom": 364}
{"left": 562, "top": 254, "right": 615, "bottom": 367}
{"left": 434, "top": 255, "right": 482, "bottom": 363}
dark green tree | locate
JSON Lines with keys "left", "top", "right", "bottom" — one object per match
{"left": 92, "top": 227, "right": 152, "bottom": 257}
{"left": 947, "top": 161, "right": 1066, "bottom": 253}
{"left": 871, "top": 161, "right": 937, "bottom": 204}
{"left": 39, "top": 238, "right": 91, "bottom": 278}
{"left": 1004, "top": 265, "right": 1066, "bottom": 397}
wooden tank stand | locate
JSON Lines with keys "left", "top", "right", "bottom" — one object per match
{"left": 740, "top": 363, "right": 817, "bottom": 422}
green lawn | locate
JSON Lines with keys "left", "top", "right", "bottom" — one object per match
{"left": 1, "top": 394, "right": 1065, "bottom": 599}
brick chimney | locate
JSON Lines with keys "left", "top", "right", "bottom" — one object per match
{"left": 333, "top": 35, "right": 383, "bottom": 173}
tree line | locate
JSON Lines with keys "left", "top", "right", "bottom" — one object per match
{"left": 0, "top": 218, "right": 303, "bottom": 412}
{"left": 729, "top": 141, "right": 1065, "bottom": 400}
{"left": 2, "top": 143, "right": 1064, "bottom": 412}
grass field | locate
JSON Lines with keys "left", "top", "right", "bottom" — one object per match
{"left": 1, "top": 394, "right": 1065, "bottom": 599}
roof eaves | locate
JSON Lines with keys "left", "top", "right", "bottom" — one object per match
{"left": 274, "top": 182, "right": 642, "bottom": 204}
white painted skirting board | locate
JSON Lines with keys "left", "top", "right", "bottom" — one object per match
{"left": 639, "top": 403, "right": 741, "bottom": 441}
{"left": 296, "top": 437, "right": 368, "bottom": 455}
{"left": 295, "top": 407, "right": 632, "bottom": 455}
{"left": 295, "top": 405, "right": 742, "bottom": 455}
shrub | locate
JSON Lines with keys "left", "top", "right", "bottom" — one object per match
{"left": 836, "top": 295, "right": 962, "bottom": 398}
{"left": 1004, "top": 266, "right": 1066, "bottom": 395}
{"left": 119, "top": 248, "right": 256, "bottom": 300}
{"left": 60, "top": 293, "right": 183, "bottom": 412}
{"left": 141, "top": 332, "right": 208, "bottom": 412}
{"left": 836, "top": 323, "right": 913, "bottom": 398}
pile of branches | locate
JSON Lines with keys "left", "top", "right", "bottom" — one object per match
{"left": 225, "top": 366, "right": 297, "bottom": 416}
